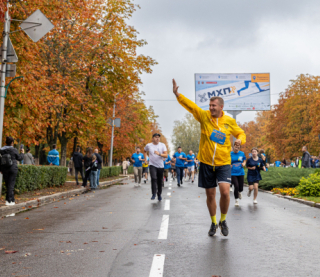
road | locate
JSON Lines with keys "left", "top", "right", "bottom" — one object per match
{"left": 1, "top": 176, "right": 320, "bottom": 277}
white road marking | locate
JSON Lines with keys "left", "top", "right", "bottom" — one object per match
{"left": 158, "top": 215, "right": 169, "bottom": 239}
{"left": 149, "top": 254, "right": 165, "bottom": 277}
{"left": 168, "top": 187, "right": 171, "bottom": 190}
{"left": 167, "top": 192, "right": 171, "bottom": 196}
{"left": 164, "top": 200, "right": 170, "bottom": 210}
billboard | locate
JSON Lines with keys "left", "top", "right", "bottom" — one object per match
{"left": 195, "top": 73, "right": 270, "bottom": 111}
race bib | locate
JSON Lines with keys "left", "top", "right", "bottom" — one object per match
{"left": 210, "top": 129, "right": 226, "bottom": 145}
{"left": 238, "top": 157, "right": 243, "bottom": 162}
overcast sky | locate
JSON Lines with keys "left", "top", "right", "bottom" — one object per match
{"left": 130, "top": 0, "right": 320, "bottom": 146}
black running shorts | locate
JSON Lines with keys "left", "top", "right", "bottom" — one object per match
{"left": 142, "top": 167, "right": 149, "bottom": 174}
{"left": 198, "top": 162, "right": 231, "bottom": 189}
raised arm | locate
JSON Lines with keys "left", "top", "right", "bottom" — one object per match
{"left": 173, "top": 79, "right": 203, "bottom": 122}
{"left": 230, "top": 118, "right": 246, "bottom": 146}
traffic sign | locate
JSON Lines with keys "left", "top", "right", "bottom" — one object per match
{"left": 20, "top": 9, "right": 54, "bottom": 42}
{"left": 0, "top": 37, "right": 18, "bottom": 63}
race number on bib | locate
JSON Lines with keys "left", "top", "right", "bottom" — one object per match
{"left": 210, "top": 129, "right": 226, "bottom": 145}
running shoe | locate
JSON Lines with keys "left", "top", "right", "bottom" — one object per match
{"left": 235, "top": 199, "right": 239, "bottom": 206}
{"left": 253, "top": 199, "right": 258, "bottom": 204}
{"left": 5, "top": 201, "right": 10, "bottom": 206}
{"left": 192, "top": 180, "right": 194, "bottom": 183}
{"left": 134, "top": 184, "right": 139, "bottom": 187}
{"left": 219, "top": 220, "right": 229, "bottom": 236}
{"left": 181, "top": 180, "right": 183, "bottom": 185}
{"left": 239, "top": 192, "right": 242, "bottom": 199}
{"left": 151, "top": 194, "right": 156, "bottom": 200}
{"left": 230, "top": 187, "right": 233, "bottom": 192}
{"left": 158, "top": 195, "right": 162, "bottom": 201}
{"left": 177, "top": 183, "right": 180, "bottom": 187}
{"left": 247, "top": 190, "right": 252, "bottom": 197}
{"left": 144, "top": 180, "right": 146, "bottom": 184}
{"left": 208, "top": 223, "right": 218, "bottom": 236}
{"left": 138, "top": 183, "right": 141, "bottom": 187}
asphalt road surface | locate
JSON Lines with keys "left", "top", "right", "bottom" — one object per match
{"left": 1, "top": 176, "right": 320, "bottom": 277}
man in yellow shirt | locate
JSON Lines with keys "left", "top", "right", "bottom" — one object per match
{"left": 172, "top": 79, "right": 246, "bottom": 236}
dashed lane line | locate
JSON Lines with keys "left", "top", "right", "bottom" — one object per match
{"left": 164, "top": 200, "right": 170, "bottom": 211}
{"left": 149, "top": 254, "right": 165, "bottom": 277}
{"left": 167, "top": 192, "right": 171, "bottom": 196}
{"left": 158, "top": 215, "right": 169, "bottom": 239}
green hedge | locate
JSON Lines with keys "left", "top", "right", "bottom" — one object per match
{"left": 296, "top": 173, "right": 320, "bottom": 197}
{"left": 245, "top": 167, "right": 316, "bottom": 190}
{"left": 2, "top": 165, "right": 68, "bottom": 195}
{"left": 99, "top": 166, "right": 122, "bottom": 179}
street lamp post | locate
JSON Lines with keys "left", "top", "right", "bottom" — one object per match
{"left": 109, "top": 97, "right": 116, "bottom": 167}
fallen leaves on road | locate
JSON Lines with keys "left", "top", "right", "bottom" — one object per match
{"left": 66, "top": 241, "right": 72, "bottom": 243}
{"left": 113, "top": 249, "right": 117, "bottom": 250}
{"left": 0, "top": 248, "right": 5, "bottom": 251}
{"left": 54, "top": 207, "right": 59, "bottom": 208}
{"left": 5, "top": 250, "right": 18, "bottom": 254}
{"left": 99, "top": 251, "right": 105, "bottom": 252}
{"left": 102, "top": 227, "right": 108, "bottom": 229}
{"left": 24, "top": 253, "right": 31, "bottom": 257}
{"left": 33, "top": 229, "right": 44, "bottom": 231}
{"left": 25, "top": 217, "right": 29, "bottom": 220}
{"left": 84, "top": 243, "right": 88, "bottom": 244}
{"left": 92, "top": 241, "right": 98, "bottom": 242}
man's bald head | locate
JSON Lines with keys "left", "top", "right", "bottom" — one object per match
{"left": 94, "top": 149, "right": 98, "bottom": 153}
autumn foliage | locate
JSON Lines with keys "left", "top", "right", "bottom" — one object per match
{"left": 239, "top": 74, "right": 320, "bottom": 162}
{"left": 0, "top": 0, "right": 166, "bottom": 165}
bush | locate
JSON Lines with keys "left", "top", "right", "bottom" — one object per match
{"left": 245, "top": 167, "right": 316, "bottom": 190}
{"left": 99, "top": 166, "right": 122, "bottom": 179}
{"left": 2, "top": 165, "right": 68, "bottom": 195}
{"left": 296, "top": 173, "right": 320, "bottom": 197}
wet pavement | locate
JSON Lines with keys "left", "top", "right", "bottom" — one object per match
{"left": 1, "top": 177, "right": 320, "bottom": 277}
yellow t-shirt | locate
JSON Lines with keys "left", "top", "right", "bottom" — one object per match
{"left": 142, "top": 157, "right": 149, "bottom": 168}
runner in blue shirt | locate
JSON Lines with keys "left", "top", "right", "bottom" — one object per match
{"left": 130, "top": 147, "right": 145, "bottom": 187}
{"left": 246, "top": 147, "right": 266, "bottom": 204}
{"left": 230, "top": 143, "right": 246, "bottom": 207}
{"left": 187, "top": 150, "right": 196, "bottom": 183}
{"left": 164, "top": 155, "right": 171, "bottom": 182}
{"left": 172, "top": 146, "right": 187, "bottom": 187}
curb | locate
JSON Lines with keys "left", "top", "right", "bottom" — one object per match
{"left": 0, "top": 176, "right": 131, "bottom": 218}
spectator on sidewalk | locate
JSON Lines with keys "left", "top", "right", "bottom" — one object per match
{"left": 68, "top": 157, "right": 74, "bottom": 176}
{"left": 0, "top": 137, "right": 24, "bottom": 206}
{"left": 301, "top": 146, "right": 311, "bottom": 168}
{"left": 23, "top": 147, "right": 35, "bottom": 165}
{"left": 282, "top": 158, "right": 287, "bottom": 168}
{"left": 47, "top": 144, "right": 59, "bottom": 166}
{"left": 295, "top": 157, "right": 299, "bottom": 168}
{"left": 274, "top": 160, "right": 281, "bottom": 167}
{"left": 122, "top": 159, "right": 129, "bottom": 175}
{"left": 82, "top": 147, "right": 93, "bottom": 187}
{"left": 89, "top": 154, "right": 99, "bottom": 190}
{"left": 73, "top": 147, "right": 84, "bottom": 186}
{"left": 94, "top": 149, "right": 103, "bottom": 187}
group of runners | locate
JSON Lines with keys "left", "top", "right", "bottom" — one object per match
{"left": 131, "top": 147, "right": 198, "bottom": 187}
{"left": 129, "top": 79, "right": 267, "bottom": 237}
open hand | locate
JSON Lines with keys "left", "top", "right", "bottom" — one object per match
{"left": 172, "top": 79, "right": 180, "bottom": 97}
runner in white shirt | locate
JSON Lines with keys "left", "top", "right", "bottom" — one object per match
{"left": 144, "top": 133, "right": 168, "bottom": 201}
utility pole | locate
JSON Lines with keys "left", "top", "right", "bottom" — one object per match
{"left": 109, "top": 96, "right": 116, "bottom": 167}
{"left": 0, "top": 0, "right": 11, "bottom": 196}
{"left": 228, "top": 110, "right": 242, "bottom": 144}
{"left": 0, "top": 2, "right": 54, "bottom": 197}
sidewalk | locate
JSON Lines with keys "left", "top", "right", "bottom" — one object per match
{"left": 0, "top": 175, "right": 132, "bottom": 218}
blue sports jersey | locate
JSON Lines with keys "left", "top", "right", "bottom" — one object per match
{"left": 131, "top": 153, "right": 145, "bottom": 167}
{"left": 231, "top": 151, "right": 246, "bottom": 176}
{"left": 164, "top": 155, "right": 172, "bottom": 169}
{"left": 275, "top": 161, "right": 281, "bottom": 167}
{"left": 173, "top": 152, "right": 187, "bottom": 167}
{"left": 187, "top": 154, "right": 195, "bottom": 167}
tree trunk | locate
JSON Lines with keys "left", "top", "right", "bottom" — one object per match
{"left": 72, "top": 136, "right": 78, "bottom": 155}
{"left": 58, "top": 132, "right": 68, "bottom": 167}
{"left": 34, "top": 144, "right": 40, "bottom": 165}
{"left": 40, "top": 144, "right": 47, "bottom": 165}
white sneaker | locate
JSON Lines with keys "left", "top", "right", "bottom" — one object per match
{"left": 239, "top": 192, "right": 242, "bottom": 199}
{"left": 235, "top": 199, "right": 239, "bottom": 206}
{"left": 5, "top": 201, "right": 10, "bottom": 206}
{"left": 134, "top": 183, "right": 139, "bottom": 187}
{"left": 253, "top": 199, "right": 258, "bottom": 204}
{"left": 230, "top": 187, "right": 233, "bottom": 192}
{"left": 247, "top": 190, "right": 252, "bottom": 197}
{"left": 138, "top": 183, "right": 141, "bottom": 187}
{"left": 8, "top": 202, "right": 15, "bottom": 206}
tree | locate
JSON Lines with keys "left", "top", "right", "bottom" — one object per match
{"left": 172, "top": 113, "right": 201, "bottom": 154}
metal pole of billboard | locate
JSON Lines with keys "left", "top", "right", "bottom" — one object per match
{"left": 228, "top": 111, "right": 242, "bottom": 144}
